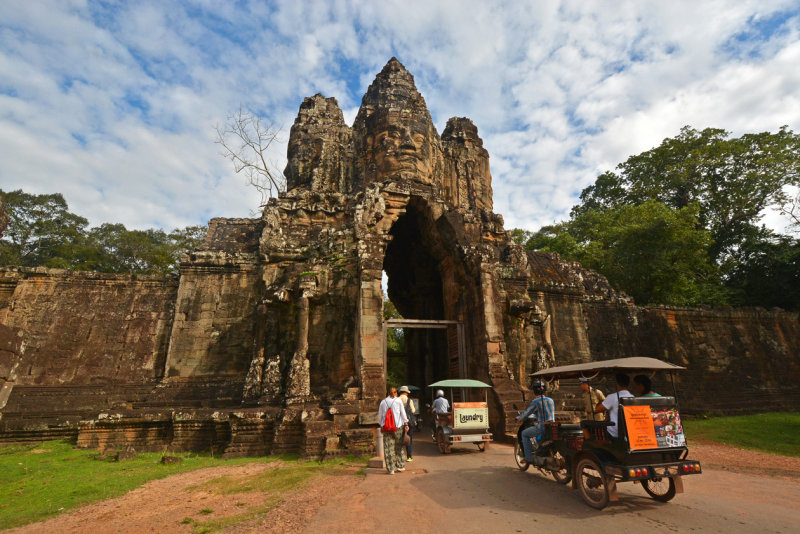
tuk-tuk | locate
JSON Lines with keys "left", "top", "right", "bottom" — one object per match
{"left": 526, "top": 357, "right": 702, "bottom": 509}
{"left": 428, "top": 379, "right": 493, "bottom": 454}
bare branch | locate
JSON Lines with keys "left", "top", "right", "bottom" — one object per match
{"left": 215, "top": 107, "right": 286, "bottom": 207}
{"left": 778, "top": 190, "right": 800, "bottom": 231}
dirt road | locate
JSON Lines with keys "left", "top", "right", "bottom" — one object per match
{"left": 9, "top": 438, "right": 799, "bottom": 533}
{"left": 306, "top": 439, "right": 800, "bottom": 534}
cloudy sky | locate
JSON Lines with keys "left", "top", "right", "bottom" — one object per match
{"left": 2, "top": 0, "right": 800, "bottom": 232}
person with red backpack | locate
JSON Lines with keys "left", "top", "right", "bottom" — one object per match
{"left": 378, "top": 386, "right": 409, "bottom": 474}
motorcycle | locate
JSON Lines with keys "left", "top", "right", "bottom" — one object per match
{"left": 513, "top": 406, "right": 573, "bottom": 485}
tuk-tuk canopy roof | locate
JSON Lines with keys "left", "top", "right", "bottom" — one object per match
{"left": 428, "top": 379, "right": 492, "bottom": 388}
{"left": 530, "top": 357, "right": 685, "bottom": 379}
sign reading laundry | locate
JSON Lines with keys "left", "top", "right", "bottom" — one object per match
{"left": 453, "top": 402, "right": 489, "bottom": 429}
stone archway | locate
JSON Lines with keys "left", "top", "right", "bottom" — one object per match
{"left": 355, "top": 191, "right": 491, "bottom": 405}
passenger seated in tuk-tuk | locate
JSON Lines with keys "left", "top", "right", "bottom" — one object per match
{"left": 594, "top": 373, "right": 634, "bottom": 439}
{"left": 517, "top": 380, "right": 554, "bottom": 463}
{"left": 579, "top": 377, "right": 605, "bottom": 419}
{"left": 633, "top": 374, "right": 660, "bottom": 397}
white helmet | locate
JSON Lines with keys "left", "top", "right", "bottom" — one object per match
{"left": 435, "top": 389, "right": 445, "bottom": 398}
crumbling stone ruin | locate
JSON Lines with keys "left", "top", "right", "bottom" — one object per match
{"left": 1, "top": 59, "right": 799, "bottom": 457}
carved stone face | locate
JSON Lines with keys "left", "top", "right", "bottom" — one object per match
{"left": 365, "top": 113, "right": 434, "bottom": 180}
{"left": 285, "top": 138, "right": 322, "bottom": 188}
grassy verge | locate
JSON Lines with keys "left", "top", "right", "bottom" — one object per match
{"left": 0, "top": 440, "right": 260, "bottom": 530}
{"left": 181, "top": 456, "right": 366, "bottom": 534}
{"left": 684, "top": 412, "right": 800, "bottom": 457}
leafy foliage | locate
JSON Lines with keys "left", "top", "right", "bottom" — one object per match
{"left": 0, "top": 189, "right": 206, "bottom": 274}
{"left": 520, "top": 126, "right": 800, "bottom": 309}
{"left": 575, "top": 126, "right": 800, "bottom": 262}
{"left": 0, "top": 190, "right": 89, "bottom": 268}
{"left": 726, "top": 233, "right": 800, "bottom": 309}
{"left": 530, "top": 202, "right": 721, "bottom": 306}
{"left": 383, "top": 296, "right": 407, "bottom": 387}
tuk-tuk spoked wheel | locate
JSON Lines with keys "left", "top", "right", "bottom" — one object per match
{"left": 642, "top": 477, "right": 676, "bottom": 502}
{"left": 436, "top": 429, "right": 451, "bottom": 454}
{"left": 576, "top": 458, "right": 610, "bottom": 509}
{"left": 513, "top": 441, "right": 530, "bottom": 471}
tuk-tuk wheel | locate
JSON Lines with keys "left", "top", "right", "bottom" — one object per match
{"left": 642, "top": 477, "right": 676, "bottom": 502}
{"left": 436, "top": 429, "right": 451, "bottom": 454}
{"left": 576, "top": 458, "right": 610, "bottom": 510}
{"left": 477, "top": 442, "right": 488, "bottom": 452}
{"left": 513, "top": 442, "right": 530, "bottom": 471}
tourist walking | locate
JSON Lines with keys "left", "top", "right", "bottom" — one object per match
{"left": 378, "top": 386, "right": 409, "bottom": 475}
{"left": 398, "top": 386, "right": 416, "bottom": 461}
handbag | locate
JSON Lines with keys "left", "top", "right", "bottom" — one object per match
{"left": 403, "top": 430, "right": 411, "bottom": 446}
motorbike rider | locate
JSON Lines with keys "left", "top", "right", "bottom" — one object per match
{"left": 517, "top": 380, "right": 555, "bottom": 464}
{"left": 430, "top": 389, "right": 450, "bottom": 437}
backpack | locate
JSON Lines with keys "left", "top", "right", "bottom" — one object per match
{"left": 403, "top": 397, "right": 417, "bottom": 426}
{"left": 381, "top": 399, "right": 398, "bottom": 432}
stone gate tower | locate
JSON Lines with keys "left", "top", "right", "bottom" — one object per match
{"left": 2, "top": 59, "right": 798, "bottom": 456}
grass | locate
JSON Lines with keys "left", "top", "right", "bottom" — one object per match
{"left": 184, "top": 456, "right": 364, "bottom": 534}
{"left": 684, "top": 412, "right": 800, "bottom": 457}
{"left": 0, "top": 440, "right": 369, "bottom": 533}
{"left": 0, "top": 440, "right": 261, "bottom": 530}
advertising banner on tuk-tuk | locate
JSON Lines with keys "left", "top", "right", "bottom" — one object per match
{"left": 624, "top": 405, "right": 658, "bottom": 450}
{"left": 453, "top": 402, "right": 489, "bottom": 429}
{"left": 624, "top": 405, "right": 686, "bottom": 449}
{"left": 652, "top": 408, "right": 685, "bottom": 448}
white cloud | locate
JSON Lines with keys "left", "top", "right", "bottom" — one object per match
{"left": 0, "top": 0, "right": 799, "bottom": 235}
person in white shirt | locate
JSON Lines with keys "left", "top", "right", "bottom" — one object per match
{"left": 430, "top": 389, "right": 450, "bottom": 437}
{"left": 594, "top": 373, "right": 634, "bottom": 439}
{"left": 378, "top": 387, "right": 409, "bottom": 474}
{"left": 432, "top": 390, "right": 450, "bottom": 414}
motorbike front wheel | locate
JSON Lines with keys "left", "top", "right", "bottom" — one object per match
{"left": 513, "top": 441, "right": 530, "bottom": 471}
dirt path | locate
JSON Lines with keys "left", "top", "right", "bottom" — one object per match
{"left": 8, "top": 460, "right": 360, "bottom": 534}
{"left": 9, "top": 439, "right": 799, "bottom": 533}
{"left": 691, "top": 439, "right": 800, "bottom": 478}
{"left": 306, "top": 439, "right": 800, "bottom": 534}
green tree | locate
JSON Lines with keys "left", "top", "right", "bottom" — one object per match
{"left": 509, "top": 228, "right": 533, "bottom": 246}
{"left": 0, "top": 193, "right": 9, "bottom": 238}
{"left": 383, "top": 296, "right": 407, "bottom": 387}
{"left": 0, "top": 189, "right": 207, "bottom": 274}
{"left": 521, "top": 126, "right": 800, "bottom": 308}
{"left": 0, "top": 189, "right": 88, "bottom": 267}
{"left": 528, "top": 201, "right": 721, "bottom": 306}
{"left": 575, "top": 126, "right": 800, "bottom": 262}
{"left": 727, "top": 233, "right": 800, "bottom": 310}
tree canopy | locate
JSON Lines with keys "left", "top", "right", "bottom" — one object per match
{"left": 0, "top": 189, "right": 206, "bottom": 274}
{"left": 519, "top": 126, "right": 800, "bottom": 309}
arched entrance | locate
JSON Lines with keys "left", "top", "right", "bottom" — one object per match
{"left": 380, "top": 196, "right": 483, "bottom": 391}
